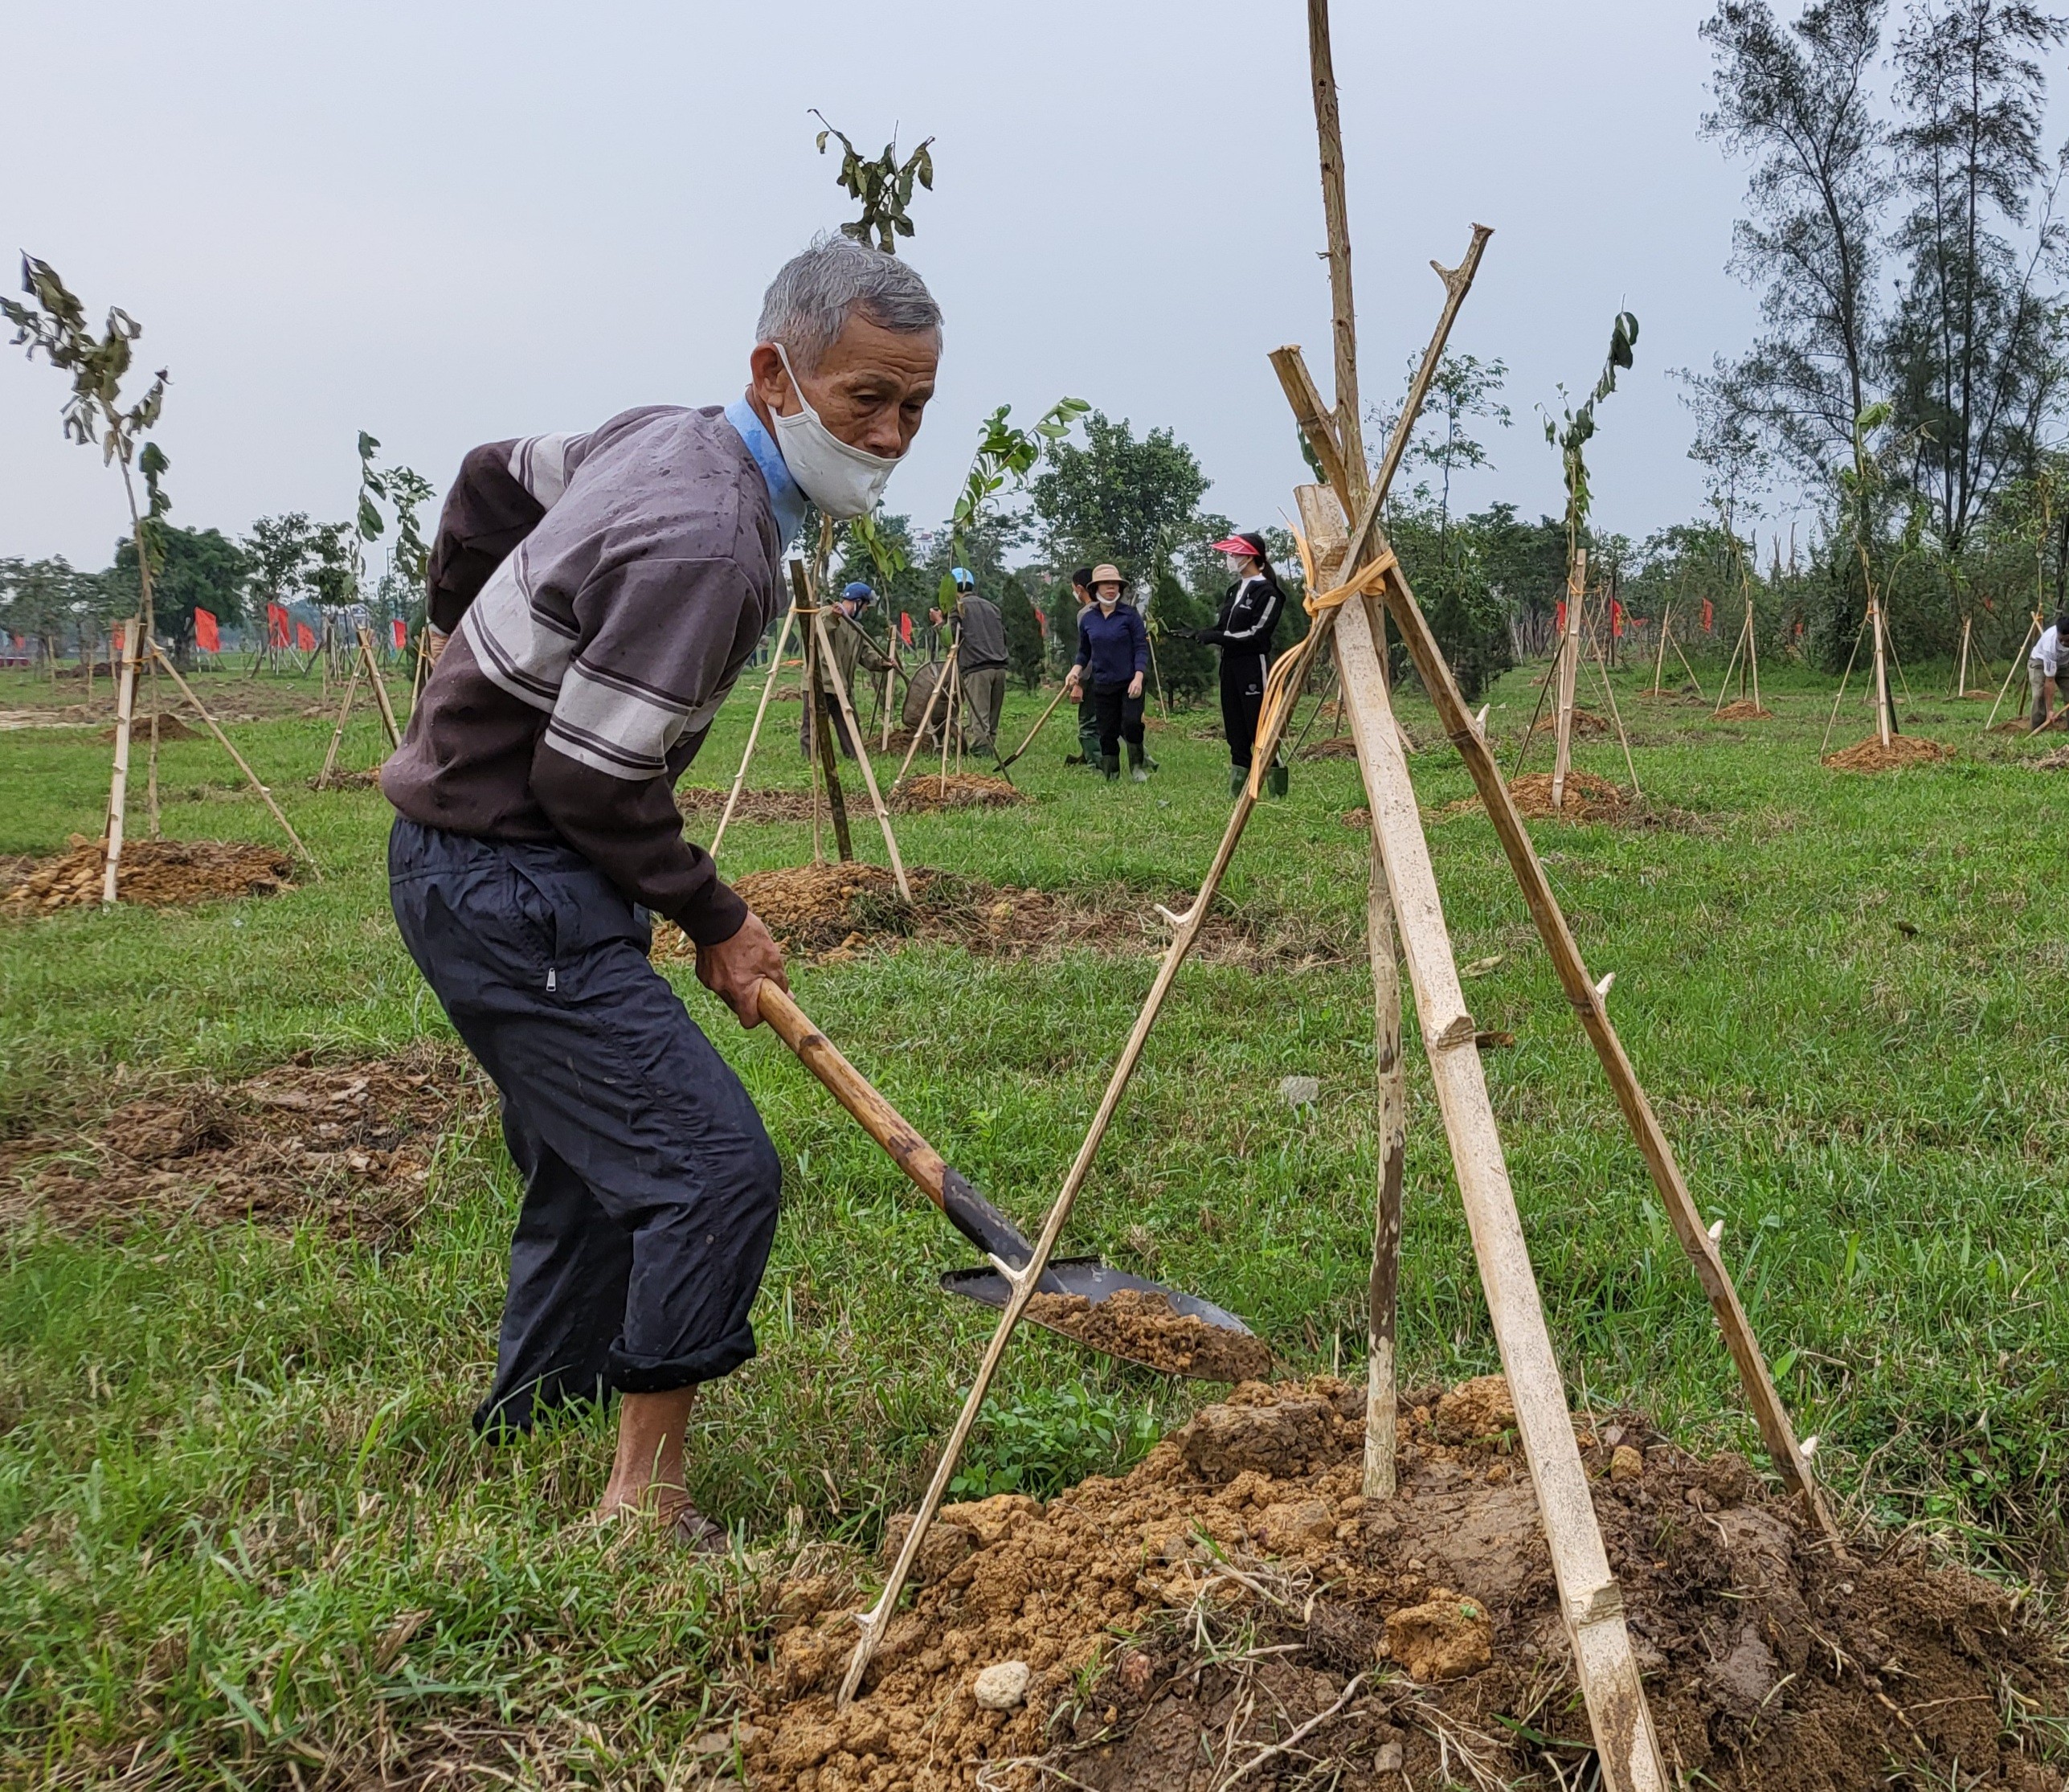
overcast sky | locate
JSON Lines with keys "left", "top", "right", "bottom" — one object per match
{"left": 5, "top": 1, "right": 1796, "bottom": 572}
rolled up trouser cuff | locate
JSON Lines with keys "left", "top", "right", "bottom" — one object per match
{"left": 610, "top": 1327, "right": 758, "bottom": 1393}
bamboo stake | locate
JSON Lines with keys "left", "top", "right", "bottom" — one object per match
{"left": 1982, "top": 614, "right": 2038, "bottom": 731}
{"left": 1870, "top": 593, "right": 1893, "bottom": 747}
{"left": 881, "top": 656, "right": 897, "bottom": 752}
{"left": 359, "top": 628, "right": 402, "bottom": 750}
{"left": 1712, "top": 612, "right": 1746, "bottom": 716}
{"left": 1652, "top": 603, "right": 1672, "bottom": 695}
{"left": 809, "top": 610, "right": 910, "bottom": 902}
{"left": 1954, "top": 616, "right": 1971, "bottom": 696}
{"left": 1308, "top": 0, "right": 1367, "bottom": 481}
{"left": 1376, "top": 555, "right": 1837, "bottom": 1543}
{"left": 1363, "top": 821, "right": 1403, "bottom": 1504}
{"left": 793, "top": 563, "right": 852, "bottom": 863}
{"left": 803, "top": 591, "right": 824, "bottom": 863}
{"left": 102, "top": 619, "right": 140, "bottom": 906}
{"left": 710, "top": 604, "right": 797, "bottom": 861}
{"left": 145, "top": 652, "right": 162, "bottom": 840}
{"left": 1819, "top": 616, "right": 1869, "bottom": 755}
{"left": 148, "top": 643, "right": 321, "bottom": 876}
{"left": 1747, "top": 596, "right": 1761, "bottom": 711}
{"left": 892, "top": 652, "right": 951, "bottom": 789}
{"left": 1552, "top": 547, "right": 1585, "bottom": 809}
{"left": 938, "top": 651, "right": 960, "bottom": 789}
{"left": 1339, "top": 588, "right": 1668, "bottom": 1792}
{"left": 318, "top": 647, "right": 363, "bottom": 786}
{"left": 1589, "top": 635, "right": 1642, "bottom": 803}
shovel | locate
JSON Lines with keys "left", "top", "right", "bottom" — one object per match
{"left": 755, "top": 979, "right": 1254, "bottom": 1374}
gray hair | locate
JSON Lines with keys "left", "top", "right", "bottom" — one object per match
{"left": 755, "top": 235, "right": 942, "bottom": 373}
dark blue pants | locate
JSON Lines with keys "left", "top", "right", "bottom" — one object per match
{"left": 388, "top": 818, "right": 782, "bottom": 1434}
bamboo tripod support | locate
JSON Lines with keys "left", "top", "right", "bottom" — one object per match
{"left": 316, "top": 628, "right": 403, "bottom": 786}
{"left": 836, "top": 215, "right": 1491, "bottom": 1717}
{"left": 1552, "top": 547, "right": 1586, "bottom": 810}
{"left": 711, "top": 604, "right": 798, "bottom": 861}
{"left": 1984, "top": 613, "right": 2041, "bottom": 731}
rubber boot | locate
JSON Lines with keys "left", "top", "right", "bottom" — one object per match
{"left": 1127, "top": 741, "right": 1150, "bottom": 783}
{"left": 1078, "top": 721, "right": 1103, "bottom": 768}
{"left": 1266, "top": 762, "right": 1289, "bottom": 800}
{"left": 1229, "top": 764, "right": 1247, "bottom": 797}
{"left": 1101, "top": 753, "right": 1120, "bottom": 782}
{"left": 1139, "top": 742, "right": 1160, "bottom": 771}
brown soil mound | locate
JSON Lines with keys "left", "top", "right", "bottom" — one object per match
{"left": 1822, "top": 734, "right": 1956, "bottom": 772}
{"left": 678, "top": 785, "right": 816, "bottom": 824}
{"left": 1441, "top": 771, "right": 1629, "bottom": 824}
{"left": 2034, "top": 743, "right": 2069, "bottom": 771}
{"left": 664, "top": 863, "right": 1346, "bottom": 969}
{"left": 0, "top": 1044, "right": 480, "bottom": 1243}
{"left": 892, "top": 774, "right": 1026, "bottom": 813}
{"left": 746, "top": 1377, "right": 2069, "bottom": 1792}
{"left": 2, "top": 837, "right": 294, "bottom": 914}
{"left": 1300, "top": 734, "right": 1361, "bottom": 760}
{"left": 1711, "top": 699, "right": 1775, "bottom": 721}
{"left": 1025, "top": 1289, "right": 1274, "bottom": 1382}
{"left": 1529, "top": 705, "right": 1610, "bottom": 738}
{"left": 99, "top": 713, "right": 199, "bottom": 743}
{"left": 309, "top": 766, "right": 382, "bottom": 791}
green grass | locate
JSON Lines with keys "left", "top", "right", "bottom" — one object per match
{"left": 0, "top": 659, "right": 2063, "bottom": 1784}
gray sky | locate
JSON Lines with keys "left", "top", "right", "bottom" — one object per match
{"left": 2, "top": 0, "right": 1767, "bottom": 573}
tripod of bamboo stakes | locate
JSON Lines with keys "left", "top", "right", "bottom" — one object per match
{"left": 316, "top": 625, "right": 403, "bottom": 785}
{"left": 708, "top": 530, "right": 910, "bottom": 902}
{"left": 1713, "top": 541, "right": 1764, "bottom": 717}
{"left": 833, "top": 14, "right": 1838, "bottom": 1783}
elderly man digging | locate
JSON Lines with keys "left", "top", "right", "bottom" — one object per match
{"left": 381, "top": 238, "right": 941, "bottom": 1547}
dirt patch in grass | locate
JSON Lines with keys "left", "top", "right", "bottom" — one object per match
{"left": 1024, "top": 1289, "right": 1274, "bottom": 1383}
{"left": 98, "top": 712, "right": 201, "bottom": 743}
{"left": 2, "top": 836, "right": 295, "bottom": 915}
{"left": 0, "top": 1043, "right": 481, "bottom": 1244}
{"left": 891, "top": 774, "right": 1026, "bottom": 813}
{"left": 1528, "top": 705, "right": 1611, "bottom": 738}
{"left": 309, "top": 766, "right": 382, "bottom": 791}
{"left": 1441, "top": 771, "right": 1630, "bottom": 825}
{"left": 1822, "top": 734, "right": 1957, "bottom": 772}
{"left": 679, "top": 784, "right": 815, "bottom": 824}
{"left": 2033, "top": 743, "right": 2069, "bottom": 771}
{"left": 1711, "top": 699, "right": 1776, "bottom": 721}
{"left": 664, "top": 862, "right": 1347, "bottom": 968}
{"left": 1299, "top": 734, "right": 1361, "bottom": 760}
{"left": 747, "top": 1376, "right": 2069, "bottom": 1792}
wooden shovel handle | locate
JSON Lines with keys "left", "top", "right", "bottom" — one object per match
{"left": 756, "top": 979, "right": 948, "bottom": 1208}
{"left": 755, "top": 978, "right": 1039, "bottom": 1267}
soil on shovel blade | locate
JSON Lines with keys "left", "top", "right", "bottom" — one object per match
{"left": 2, "top": 836, "right": 294, "bottom": 915}
{"left": 1822, "top": 734, "right": 1956, "bottom": 772}
{"left": 1025, "top": 1288, "right": 1274, "bottom": 1383}
{"left": 0, "top": 1043, "right": 482, "bottom": 1244}
{"left": 744, "top": 1376, "right": 2069, "bottom": 1792}
{"left": 657, "top": 863, "right": 1348, "bottom": 969}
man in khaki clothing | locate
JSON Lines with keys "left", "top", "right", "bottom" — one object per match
{"left": 930, "top": 567, "right": 1008, "bottom": 758}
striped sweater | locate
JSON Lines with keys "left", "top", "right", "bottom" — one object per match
{"left": 382, "top": 404, "right": 787, "bottom": 944}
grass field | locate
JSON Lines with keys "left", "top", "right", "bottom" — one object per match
{"left": 0, "top": 655, "right": 2063, "bottom": 1785}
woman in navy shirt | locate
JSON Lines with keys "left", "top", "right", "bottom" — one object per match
{"left": 1064, "top": 563, "right": 1151, "bottom": 782}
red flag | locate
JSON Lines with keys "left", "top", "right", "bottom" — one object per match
{"left": 267, "top": 603, "right": 290, "bottom": 648}
{"left": 392, "top": 617, "right": 407, "bottom": 651}
{"left": 1032, "top": 605, "right": 1047, "bottom": 635}
{"left": 899, "top": 611, "right": 914, "bottom": 646}
{"left": 1553, "top": 599, "right": 1567, "bottom": 636}
{"left": 296, "top": 621, "right": 317, "bottom": 653}
{"left": 1609, "top": 598, "right": 1625, "bottom": 639}
{"left": 194, "top": 608, "right": 220, "bottom": 653}
{"left": 1701, "top": 598, "right": 1715, "bottom": 632}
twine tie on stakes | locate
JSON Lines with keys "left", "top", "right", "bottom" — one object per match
{"left": 1244, "top": 538, "right": 1397, "bottom": 800}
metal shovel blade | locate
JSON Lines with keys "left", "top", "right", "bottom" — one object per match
{"left": 940, "top": 1257, "right": 1257, "bottom": 1379}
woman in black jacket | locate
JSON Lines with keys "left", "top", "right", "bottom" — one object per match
{"left": 1192, "top": 531, "right": 1289, "bottom": 797}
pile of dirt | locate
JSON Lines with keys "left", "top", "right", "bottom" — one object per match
{"left": 1711, "top": 699, "right": 1775, "bottom": 721}
{"left": 2033, "top": 743, "right": 2069, "bottom": 771}
{"left": 1025, "top": 1289, "right": 1274, "bottom": 1383}
{"left": 1529, "top": 706, "right": 1611, "bottom": 738}
{"left": 1822, "top": 734, "right": 1956, "bottom": 773}
{"left": 0, "top": 1044, "right": 480, "bottom": 1243}
{"left": 98, "top": 713, "right": 199, "bottom": 743}
{"left": 1299, "top": 734, "right": 1360, "bottom": 760}
{"left": 745, "top": 1377, "right": 2069, "bottom": 1792}
{"left": 309, "top": 766, "right": 382, "bottom": 791}
{"left": 2, "top": 837, "right": 295, "bottom": 915}
{"left": 678, "top": 785, "right": 816, "bottom": 824}
{"left": 1441, "top": 771, "right": 1630, "bottom": 825}
{"left": 891, "top": 774, "right": 1026, "bottom": 813}
{"left": 660, "top": 863, "right": 1347, "bottom": 969}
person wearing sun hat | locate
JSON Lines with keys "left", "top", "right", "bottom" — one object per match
{"left": 1065, "top": 563, "right": 1151, "bottom": 781}
{"left": 1186, "top": 530, "right": 1290, "bottom": 797}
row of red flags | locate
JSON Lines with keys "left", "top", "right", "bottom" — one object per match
{"left": 200, "top": 608, "right": 410, "bottom": 654}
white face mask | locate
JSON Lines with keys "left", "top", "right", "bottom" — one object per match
{"left": 1097, "top": 593, "right": 1119, "bottom": 612}
{"left": 767, "top": 343, "right": 903, "bottom": 519}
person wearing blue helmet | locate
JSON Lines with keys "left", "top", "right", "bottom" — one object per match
{"left": 801, "top": 579, "right": 893, "bottom": 758}
{"left": 929, "top": 566, "right": 1008, "bottom": 757}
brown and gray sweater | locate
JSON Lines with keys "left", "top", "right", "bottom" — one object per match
{"left": 382, "top": 404, "right": 784, "bottom": 944}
